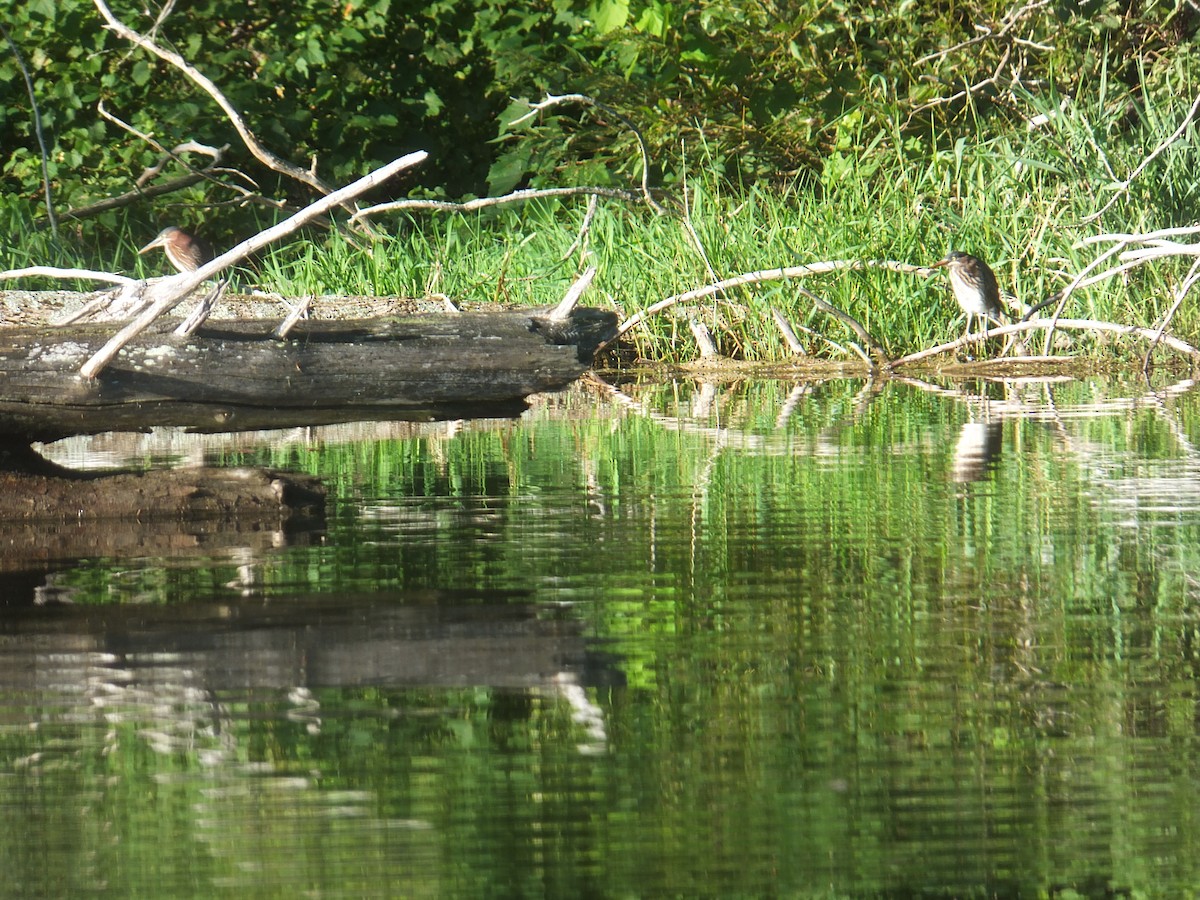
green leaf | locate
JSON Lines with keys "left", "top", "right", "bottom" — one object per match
{"left": 131, "top": 60, "right": 151, "bottom": 86}
{"left": 486, "top": 145, "right": 531, "bottom": 196}
{"left": 590, "top": 0, "right": 629, "bottom": 34}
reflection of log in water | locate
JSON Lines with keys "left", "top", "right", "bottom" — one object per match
{"left": 0, "top": 597, "right": 623, "bottom": 693}
{"left": 0, "top": 437, "right": 327, "bottom": 591}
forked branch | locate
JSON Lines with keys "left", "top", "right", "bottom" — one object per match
{"left": 92, "top": 0, "right": 339, "bottom": 202}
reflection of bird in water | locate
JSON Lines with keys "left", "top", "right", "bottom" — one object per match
{"left": 931, "top": 250, "right": 1003, "bottom": 342}
{"left": 951, "top": 421, "right": 1004, "bottom": 483}
{"left": 138, "top": 226, "right": 214, "bottom": 274}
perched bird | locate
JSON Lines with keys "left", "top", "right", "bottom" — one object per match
{"left": 138, "top": 226, "right": 213, "bottom": 274}
{"left": 931, "top": 250, "right": 1002, "bottom": 342}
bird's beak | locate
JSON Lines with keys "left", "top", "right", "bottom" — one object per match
{"left": 928, "top": 258, "right": 949, "bottom": 269}
{"left": 138, "top": 236, "right": 167, "bottom": 255}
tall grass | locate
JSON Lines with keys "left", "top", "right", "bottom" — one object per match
{"left": 3, "top": 86, "right": 1196, "bottom": 362}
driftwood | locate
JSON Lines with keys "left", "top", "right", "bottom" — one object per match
{"left": 0, "top": 306, "right": 617, "bottom": 439}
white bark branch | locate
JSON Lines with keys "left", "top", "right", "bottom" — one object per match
{"left": 92, "top": 0, "right": 338, "bottom": 201}
{"left": 78, "top": 150, "right": 428, "bottom": 378}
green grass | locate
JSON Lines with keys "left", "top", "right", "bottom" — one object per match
{"left": 3, "top": 87, "right": 1197, "bottom": 364}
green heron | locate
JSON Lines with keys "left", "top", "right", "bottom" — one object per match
{"left": 930, "top": 250, "right": 1002, "bottom": 342}
{"left": 138, "top": 226, "right": 214, "bottom": 274}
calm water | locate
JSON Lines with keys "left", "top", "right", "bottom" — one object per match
{"left": 3, "top": 374, "right": 1200, "bottom": 897}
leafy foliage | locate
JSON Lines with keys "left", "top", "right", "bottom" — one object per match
{"left": 0, "top": 0, "right": 1196, "bottom": 256}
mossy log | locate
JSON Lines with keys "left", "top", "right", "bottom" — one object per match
{"left": 0, "top": 307, "right": 618, "bottom": 439}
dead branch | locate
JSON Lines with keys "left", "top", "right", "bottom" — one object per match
{"left": 78, "top": 150, "right": 428, "bottom": 379}
{"left": 61, "top": 109, "right": 238, "bottom": 222}
{"left": 891, "top": 317, "right": 1200, "bottom": 369}
{"left": 511, "top": 93, "right": 667, "bottom": 215}
{"left": 1083, "top": 93, "right": 1200, "bottom": 224}
{"left": 0, "top": 267, "right": 136, "bottom": 287}
{"left": 908, "top": 0, "right": 1054, "bottom": 120}
{"left": 352, "top": 186, "right": 643, "bottom": 224}
{"left": 771, "top": 308, "right": 806, "bottom": 356}
{"left": 1, "top": 24, "right": 56, "bottom": 236}
{"left": 594, "top": 259, "right": 931, "bottom": 356}
{"left": 800, "top": 287, "right": 886, "bottom": 368}
{"left": 561, "top": 193, "right": 598, "bottom": 264}
{"left": 1040, "top": 224, "right": 1200, "bottom": 354}
{"left": 1144, "top": 257, "right": 1200, "bottom": 371}
{"left": 92, "top": 0, "right": 340, "bottom": 202}
{"left": 549, "top": 266, "right": 597, "bottom": 322}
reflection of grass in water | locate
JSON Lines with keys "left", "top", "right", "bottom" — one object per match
{"left": 27, "top": 377, "right": 1200, "bottom": 895}
{"left": 209, "top": 379, "right": 1200, "bottom": 679}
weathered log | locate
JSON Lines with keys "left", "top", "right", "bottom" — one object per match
{"left": 0, "top": 307, "right": 617, "bottom": 439}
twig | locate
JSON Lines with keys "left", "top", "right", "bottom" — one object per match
{"left": 1, "top": 24, "right": 57, "bottom": 236}
{"left": 61, "top": 111, "right": 238, "bottom": 222}
{"left": 1083, "top": 93, "right": 1200, "bottom": 224}
{"left": 92, "top": 0, "right": 340, "bottom": 202}
{"left": 1144, "top": 257, "right": 1200, "bottom": 372}
{"left": 771, "top": 307, "right": 806, "bottom": 356}
{"left": 561, "top": 193, "right": 599, "bottom": 264}
{"left": 352, "top": 186, "right": 642, "bottom": 224}
{"left": 891, "top": 317, "right": 1200, "bottom": 369}
{"left": 173, "top": 275, "right": 230, "bottom": 336}
{"left": 1038, "top": 240, "right": 1130, "bottom": 354}
{"left": 510, "top": 93, "right": 667, "bottom": 215}
{"left": 594, "top": 259, "right": 930, "bottom": 355}
{"left": 548, "top": 266, "right": 597, "bottom": 321}
{"left": 1044, "top": 225, "right": 1200, "bottom": 353}
{"left": 908, "top": 0, "right": 1053, "bottom": 121}
{"left": 96, "top": 102, "right": 234, "bottom": 191}
{"left": 800, "top": 287, "right": 886, "bottom": 368}
{"left": 273, "top": 295, "right": 313, "bottom": 339}
{"left": 78, "top": 150, "right": 428, "bottom": 378}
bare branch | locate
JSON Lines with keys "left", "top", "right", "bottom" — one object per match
{"left": 594, "top": 259, "right": 931, "bottom": 356}
{"left": 892, "top": 317, "right": 1200, "bottom": 369}
{"left": 1144, "top": 256, "right": 1200, "bottom": 371}
{"left": 92, "top": 0, "right": 340, "bottom": 201}
{"left": 0, "top": 267, "right": 136, "bottom": 287}
{"left": 510, "top": 93, "right": 666, "bottom": 215}
{"left": 1, "top": 24, "right": 57, "bottom": 236}
{"left": 560, "top": 193, "right": 598, "bottom": 264}
{"left": 771, "top": 308, "right": 806, "bottom": 356}
{"left": 548, "top": 266, "right": 597, "bottom": 322}
{"left": 800, "top": 287, "right": 886, "bottom": 368}
{"left": 1083, "top": 93, "right": 1200, "bottom": 224}
{"left": 352, "top": 186, "right": 642, "bottom": 224}
{"left": 78, "top": 150, "right": 428, "bottom": 378}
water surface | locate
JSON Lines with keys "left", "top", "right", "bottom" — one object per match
{"left": 3, "top": 374, "right": 1200, "bottom": 896}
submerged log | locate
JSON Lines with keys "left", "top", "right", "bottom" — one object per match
{"left": 0, "top": 306, "right": 618, "bottom": 439}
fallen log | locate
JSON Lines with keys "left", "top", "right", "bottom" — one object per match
{"left": 0, "top": 306, "right": 618, "bottom": 439}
